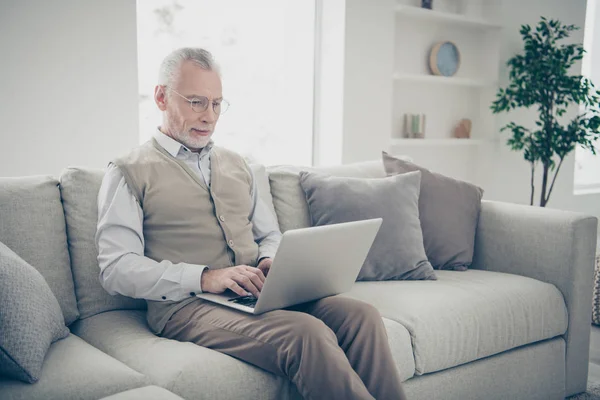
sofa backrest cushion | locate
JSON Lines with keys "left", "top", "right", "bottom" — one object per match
{"left": 0, "top": 176, "right": 79, "bottom": 325}
{"left": 59, "top": 168, "right": 147, "bottom": 319}
{"left": 267, "top": 160, "right": 387, "bottom": 233}
{"left": 251, "top": 164, "right": 279, "bottom": 224}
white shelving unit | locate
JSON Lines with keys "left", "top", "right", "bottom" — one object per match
{"left": 391, "top": 138, "right": 484, "bottom": 146}
{"left": 394, "top": 5, "right": 502, "bottom": 29}
{"left": 389, "top": 0, "right": 502, "bottom": 183}
{"left": 393, "top": 73, "right": 496, "bottom": 88}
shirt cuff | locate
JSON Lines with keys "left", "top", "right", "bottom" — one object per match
{"left": 180, "top": 263, "right": 208, "bottom": 296}
{"left": 258, "top": 250, "right": 276, "bottom": 262}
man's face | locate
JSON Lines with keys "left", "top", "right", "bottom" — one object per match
{"left": 155, "top": 60, "right": 223, "bottom": 151}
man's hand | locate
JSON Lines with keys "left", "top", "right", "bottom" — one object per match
{"left": 201, "top": 265, "right": 266, "bottom": 298}
{"left": 257, "top": 258, "right": 273, "bottom": 277}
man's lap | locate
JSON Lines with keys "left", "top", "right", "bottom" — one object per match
{"left": 161, "top": 295, "right": 374, "bottom": 345}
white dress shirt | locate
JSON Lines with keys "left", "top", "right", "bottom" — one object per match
{"left": 95, "top": 130, "right": 282, "bottom": 302}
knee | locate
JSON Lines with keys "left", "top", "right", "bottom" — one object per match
{"left": 294, "top": 313, "right": 335, "bottom": 341}
{"left": 330, "top": 297, "right": 382, "bottom": 324}
{"left": 353, "top": 300, "right": 381, "bottom": 322}
{"left": 337, "top": 298, "right": 385, "bottom": 334}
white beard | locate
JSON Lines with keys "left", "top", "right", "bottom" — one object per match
{"left": 176, "top": 129, "right": 213, "bottom": 150}
{"left": 164, "top": 110, "right": 213, "bottom": 150}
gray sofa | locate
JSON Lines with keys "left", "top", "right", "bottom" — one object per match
{"left": 0, "top": 159, "right": 597, "bottom": 400}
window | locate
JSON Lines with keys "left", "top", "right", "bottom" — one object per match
{"left": 575, "top": 0, "right": 600, "bottom": 194}
{"left": 136, "top": 0, "right": 316, "bottom": 166}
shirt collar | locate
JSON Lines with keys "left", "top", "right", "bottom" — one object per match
{"left": 153, "top": 128, "right": 213, "bottom": 158}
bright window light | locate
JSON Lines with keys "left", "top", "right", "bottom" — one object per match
{"left": 136, "top": 0, "right": 316, "bottom": 166}
{"left": 575, "top": 0, "right": 600, "bottom": 193}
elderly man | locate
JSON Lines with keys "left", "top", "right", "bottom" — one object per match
{"left": 96, "top": 47, "right": 407, "bottom": 400}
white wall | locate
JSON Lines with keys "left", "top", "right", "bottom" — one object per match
{"left": 341, "top": 0, "right": 395, "bottom": 164}
{"left": 0, "top": 0, "right": 139, "bottom": 178}
{"left": 313, "top": 0, "right": 346, "bottom": 167}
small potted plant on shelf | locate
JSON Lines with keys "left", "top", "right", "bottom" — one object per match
{"left": 491, "top": 17, "right": 600, "bottom": 207}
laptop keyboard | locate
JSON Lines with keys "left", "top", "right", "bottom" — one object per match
{"left": 228, "top": 295, "right": 258, "bottom": 308}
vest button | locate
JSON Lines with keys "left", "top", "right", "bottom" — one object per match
{"left": 190, "top": 292, "right": 196, "bottom": 296}
{"left": 228, "top": 239, "right": 234, "bottom": 247}
{"left": 219, "top": 215, "right": 225, "bottom": 222}
{"left": 161, "top": 296, "right": 166, "bottom": 300}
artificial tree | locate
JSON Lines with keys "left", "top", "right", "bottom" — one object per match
{"left": 491, "top": 17, "right": 600, "bottom": 207}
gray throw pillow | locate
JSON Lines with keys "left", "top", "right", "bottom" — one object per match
{"left": 382, "top": 151, "right": 484, "bottom": 271}
{"left": 0, "top": 242, "right": 70, "bottom": 383}
{"left": 298, "top": 171, "right": 436, "bottom": 281}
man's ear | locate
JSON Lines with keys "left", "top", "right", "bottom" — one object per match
{"left": 155, "top": 85, "right": 168, "bottom": 111}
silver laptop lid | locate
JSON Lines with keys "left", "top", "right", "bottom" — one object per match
{"left": 254, "top": 218, "right": 382, "bottom": 313}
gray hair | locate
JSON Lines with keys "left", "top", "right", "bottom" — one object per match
{"left": 158, "top": 47, "right": 220, "bottom": 87}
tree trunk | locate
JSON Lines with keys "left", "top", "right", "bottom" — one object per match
{"left": 540, "top": 163, "right": 550, "bottom": 207}
{"left": 544, "top": 157, "right": 565, "bottom": 208}
{"left": 529, "top": 161, "right": 535, "bottom": 206}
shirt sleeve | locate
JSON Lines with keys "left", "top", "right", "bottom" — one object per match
{"left": 95, "top": 163, "right": 207, "bottom": 301}
{"left": 248, "top": 168, "right": 282, "bottom": 261}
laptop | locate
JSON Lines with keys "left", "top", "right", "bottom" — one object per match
{"left": 196, "top": 218, "right": 382, "bottom": 314}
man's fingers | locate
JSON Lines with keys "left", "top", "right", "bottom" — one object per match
{"left": 242, "top": 265, "right": 266, "bottom": 282}
{"left": 258, "top": 264, "right": 270, "bottom": 277}
{"left": 239, "top": 270, "right": 264, "bottom": 291}
{"left": 226, "top": 280, "right": 250, "bottom": 297}
{"left": 232, "top": 273, "right": 260, "bottom": 298}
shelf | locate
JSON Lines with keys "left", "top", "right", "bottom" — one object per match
{"left": 394, "top": 5, "right": 502, "bottom": 29}
{"left": 390, "top": 138, "right": 483, "bottom": 146}
{"left": 393, "top": 73, "right": 496, "bottom": 88}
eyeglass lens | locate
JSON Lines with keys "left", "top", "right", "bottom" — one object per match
{"left": 190, "top": 97, "right": 229, "bottom": 114}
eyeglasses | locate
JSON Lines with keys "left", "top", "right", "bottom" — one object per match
{"left": 165, "top": 86, "right": 230, "bottom": 115}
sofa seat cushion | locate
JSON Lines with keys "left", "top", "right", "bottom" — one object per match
{"left": 381, "top": 317, "right": 416, "bottom": 381}
{"left": 99, "top": 386, "right": 184, "bottom": 400}
{"left": 0, "top": 334, "right": 148, "bottom": 400}
{"left": 343, "top": 269, "right": 568, "bottom": 375}
{"left": 70, "top": 310, "right": 302, "bottom": 400}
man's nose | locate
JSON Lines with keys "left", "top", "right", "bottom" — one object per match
{"left": 200, "top": 106, "right": 217, "bottom": 124}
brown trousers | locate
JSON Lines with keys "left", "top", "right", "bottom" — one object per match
{"left": 162, "top": 295, "right": 407, "bottom": 400}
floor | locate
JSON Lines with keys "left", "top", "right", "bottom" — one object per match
{"left": 589, "top": 325, "right": 600, "bottom": 386}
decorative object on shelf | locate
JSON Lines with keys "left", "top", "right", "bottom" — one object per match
{"left": 491, "top": 17, "right": 600, "bottom": 207}
{"left": 429, "top": 41, "right": 461, "bottom": 77}
{"left": 421, "top": 0, "right": 433, "bottom": 10}
{"left": 453, "top": 118, "right": 472, "bottom": 139}
{"left": 403, "top": 113, "right": 426, "bottom": 138}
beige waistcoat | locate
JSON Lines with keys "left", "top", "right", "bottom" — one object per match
{"left": 113, "top": 138, "right": 258, "bottom": 333}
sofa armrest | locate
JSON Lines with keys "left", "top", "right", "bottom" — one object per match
{"left": 471, "top": 200, "right": 598, "bottom": 396}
